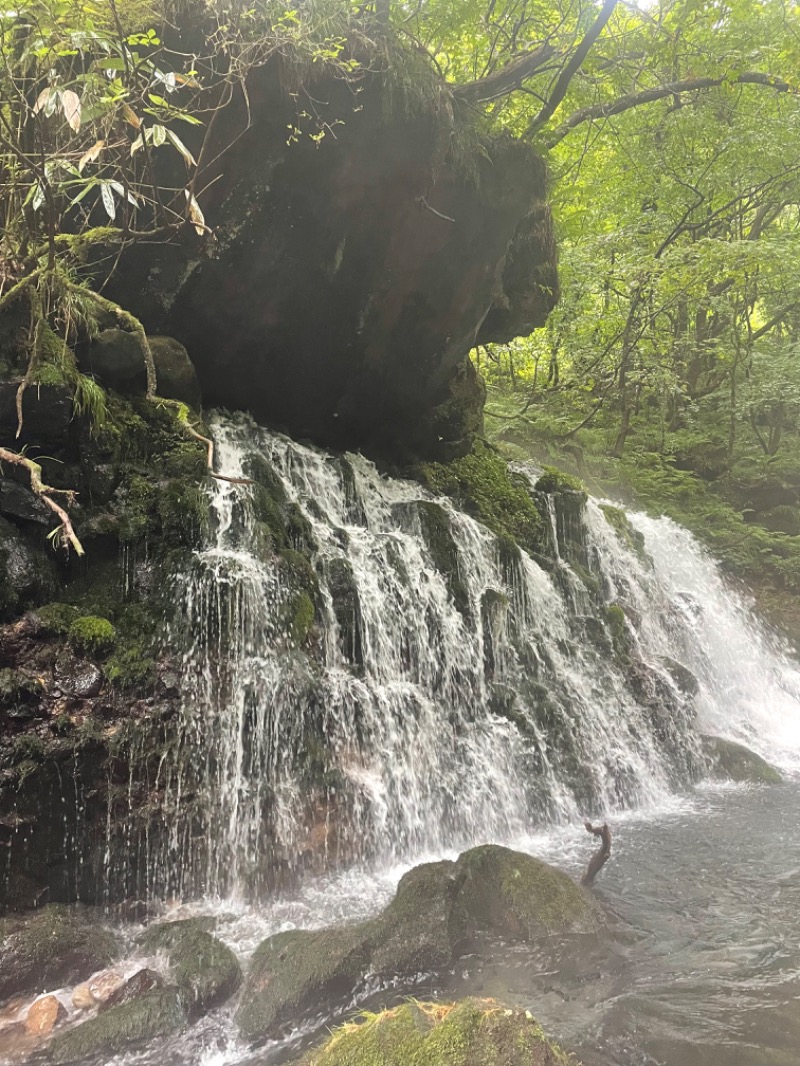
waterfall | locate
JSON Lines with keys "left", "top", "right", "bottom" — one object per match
{"left": 142, "top": 413, "right": 800, "bottom": 900}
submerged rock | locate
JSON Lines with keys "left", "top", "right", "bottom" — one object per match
{"left": 48, "top": 987, "right": 185, "bottom": 1064}
{"left": 701, "top": 735, "right": 783, "bottom": 784}
{"left": 138, "top": 918, "right": 241, "bottom": 1016}
{"left": 24, "top": 994, "right": 66, "bottom": 1036}
{"left": 299, "top": 999, "right": 573, "bottom": 1066}
{"left": 237, "top": 845, "right": 601, "bottom": 1042}
{"left": 98, "top": 968, "right": 162, "bottom": 1013}
{"left": 0, "top": 905, "right": 119, "bottom": 1003}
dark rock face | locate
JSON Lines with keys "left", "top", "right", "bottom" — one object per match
{"left": 109, "top": 62, "right": 557, "bottom": 461}
{"left": 236, "top": 844, "right": 601, "bottom": 1042}
{"left": 81, "top": 331, "right": 202, "bottom": 410}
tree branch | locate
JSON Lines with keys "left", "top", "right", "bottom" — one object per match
{"left": 544, "top": 72, "right": 799, "bottom": 147}
{"left": 0, "top": 448, "right": 84, "bottom": 555}
{"left": 527, "top": 0, "right": 618, "bottom": 135}
{"left": 454, "top": 44, "right": 557, "bottom": 104}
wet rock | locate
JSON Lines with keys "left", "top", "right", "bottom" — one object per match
{"left": 99, "top": 968, "right": 162, "bottom": 1013}
{"left": 137, "top": 918, "right": 241, "bottom": 1016}
{"left": 71, "top": 984, "right": 95, "bottom": 1011}
{"left": 0, "top": 904, "right": 119, "bottom": 1002}
{"left": 701, "top": 735, "right": 783, "bottom": 784}
{"left": 82, "top": 331, "right": 201, "bottom": 410}
{"left": 0, "top": 480, "right": 51, "bottom": 525}
{"left": 53, "top": 651, "right": 103, "bottom": 699}
{"left": 660, "top": 657, "right": 700, "bottom": 699}
{"left": 0, "top": 516, "right": 57, "bottom": 618}
{"left": 237, "top": 845, "right": 601, "bottom": 1042}
{"left": 300, "top": 999, "right": 570, "bottom": 1066}
{"left": 0, "top": 381, "right": 73, "bottom": 451}
{"left": 236, "top": 925, "right": 372, "bottom": 1042}
{"left": 49, "top": 987, "right": 185, "bottom": 1064}
{"left": 88, "top": 970, "right": 126, "bottom": 1004}
{"left": 25, "top": 994, "right": 66, "bottom": 1036}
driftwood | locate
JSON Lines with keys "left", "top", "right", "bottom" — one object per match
{"left": 581, "top": 821, "right": 611, "bottom": 886}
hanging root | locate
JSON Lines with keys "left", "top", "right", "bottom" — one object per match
{"left": 157, "top": 399, "right": 253, "bottom": 485}
{"left": 0, "top": 447, "right": 84, "bottom": 555}
{"left": 581, "top": 821, "right": 612, "bottom": 886}
{"left": 15, "top": 285, "right": 46, "bottom": 439}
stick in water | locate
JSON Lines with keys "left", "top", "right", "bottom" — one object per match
{"left": 581, "top": 821, "right": 612, "bottom": 886}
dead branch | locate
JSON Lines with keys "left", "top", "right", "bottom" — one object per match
{"left": 581, "top": 820, "right": 611, "bottom": 886}
{"left": 0, "top": 447, "right": 84, "bottom": 555}
{"left": 454, "top": 44, "right": 557, "bottom": 105}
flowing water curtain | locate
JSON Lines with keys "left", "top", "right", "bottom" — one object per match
{"left": 128, "top": 413, "right": 796, "bottom": 902}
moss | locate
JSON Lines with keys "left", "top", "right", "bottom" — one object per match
{"left": 417, "top": 501, "right": 470, "bottom": 615}
{"left": 599, "top": 504, "right": 647, "bottom": 561}
{"left": 11, "top": 733, "right": 45, "bottom": 764}
{"left": 701, "top": 735, "right": 783, "bottom": 784}
{"left": 137, "top": 919, "right": 241, "bottom": 1017}
{"left": 33, "top": 601, "right": 80, "bottom": 635}
{"left": 68, "top": 615, "right": 116, "bottom": 658}
{"left": 413, "top": 440, "right": 544, "bottom": 557}
{"left": 604, "top": 603, "right": 629, "bottom": 663}
{"left": 289, "top": 590, "right": 316, "bottom": 644}
{"left": 455, "top": 844, "right": 600, "bottom": 939}
{"left": 301, "top": 999, "right": 573, "bottom": 1066}
{"left": 535, "top": 466, "right": 586, "bottom": 496}
{"left": 105, "top": 645, "right": 156, "bottom": 689}
{"left": 281, "top": 548, "right": 320, "bottom": 598}
{"left": 49, "top": 988, "right": 185, "bottom": 1063}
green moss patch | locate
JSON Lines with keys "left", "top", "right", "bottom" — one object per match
{"left": 138, "top": 918, "right": 241, "bottom": 1017}
{"left": 701, "top": 735, "right": 783, "bottom": 785}
{"left": 301, "top": 999, "right": 573, "bottom": 1066}
{"left": 68, "top": 615, "right": 116, "bottom": 658}
{"left": 413, "top": 441, "right": 544, "bottom": 557}
{"left": 49, "top": 987, "right": 185, "bottom": 1063}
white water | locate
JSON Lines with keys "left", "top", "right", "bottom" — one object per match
{"left": 138, "top": 412, "right": 800, "bottom": 903}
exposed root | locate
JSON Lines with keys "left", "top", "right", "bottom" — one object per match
{"left": 581, "top": 821, "right": 611, "bottom": 886}
{"left": 0, "top": 447, "right": 84, "bottom": 555}
{"left": 157, "top": 398, "right": 253, "bottom": 485}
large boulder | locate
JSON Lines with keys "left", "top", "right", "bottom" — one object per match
{"left": 137, "top": 918, "right": 241, "bottom": 1016}
{"left": 237, "top": 845, "right": 602, "bottom": 1042}
{"left": 299, "top": 999, "right": 572, "bottom": 1066}
{"left": 105, "top": 57, "right": 557, "bottom": 462}
{"left": 701, "top": 735, "right": 783, "bottom": 784}
{"left": 0, "top": 905, "right": 119, "bottom": 1002}
{"left": 82, "top": 331, "right": 201, "bottom": 410}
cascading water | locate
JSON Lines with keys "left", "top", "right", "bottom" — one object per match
{"left": 140, "top": 411, "right": 767, "bottom": 902}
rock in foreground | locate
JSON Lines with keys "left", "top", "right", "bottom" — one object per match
{"left": 701, "top": 735, "right": 783, "bottom": 784}
{"left": 237, "top": 845, "right": 601, "bottom": 1042}
{"left": 298, "top": 999, "right": 574, "bottom": 1066}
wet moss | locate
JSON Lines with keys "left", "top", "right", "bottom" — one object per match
{"left": 301, "top": 1000, "right": 573, "bottom": 1066}
{"left": 49, "top": 987, "right": 185, "bottom": 1063}
{"left": 413, "top": 441, "right": 544, "bottom": 557}
{"left": 600, "top": 504, "right": 647, "bottom": 562}
{"left": 68, "top": 615, "right": 116, "bottom": 658}
{"left": 33, "top": 602, "right": 81, "bottom": 635}
{"left": 138, "top": 919, "right": 241, "bottom": 1017}
{"left": 701, "top": 735, "right": 783, "bottom": 784}
{"left": 535, "top": 467, "right": 586, "bottom": 497}
{"left": 417, "top": 501, "right": 470, "bottom": 616}
{"left": 604, "top": 603, "right": 630, "bottom": 664}
{"left": 289, "top": 591, "right": 316, "bottom": 644}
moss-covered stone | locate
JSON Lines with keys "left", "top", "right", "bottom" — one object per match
{"left": 413, "top": 441, "right": 544, "bottom": 557}
{"left": 49, "top": 987, "right": 185, "bottom": 1063}
{"left": 417, "top": 501, "right": 470, "bottom": 615}
{"left": 236, "top": 925, "right": 373, "bottom": 1041}
{"left": 599, "top": 504, "right": 647, "bottom": 562}
{"left": 289, "top": 591, "right": 317, "bottom": 644}
{"left": 454, "top": 844, "right": 601, "bottom": 939}
{"left": 300, "top": 999, "right": 573, "bottom": 1066}
{"left": 137, "top": 918, "right": 241, "bottom": 1017}
{"left": 535, "top": 467, "right": 586, "bottom": 496}
{"left": 0, "top": 904, "right": 119, "bottom": 1001}
{"left": 604, "top": 603, "right": 630, "bottom": 663}
{"left": 32, "top": 602, "right": 81, "bottom": 635}
{"left": 237, "top": 845, "right": 602, "bottom": 1043}
{"left": 67, "top": 615, "right": 116, "bottom": 658}
{"left": 701, "top": 735, "right": 783, "bottom": 784}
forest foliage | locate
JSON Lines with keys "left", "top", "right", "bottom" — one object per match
{"left": 2, "top": 0, "right": 800, "bottom": 616}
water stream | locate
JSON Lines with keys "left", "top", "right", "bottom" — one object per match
{"left": 7, "top": 411, "right": 800, "bottom": 1065}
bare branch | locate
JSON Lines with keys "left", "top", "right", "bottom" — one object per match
{"left": 0, "top": 448, "right": 84, "bottom": 555}
{"left": 454, "top": 44, "right": 557, "bottom": 105}
{"left": 544, "top": 72, "right": 799, "bottom": 147}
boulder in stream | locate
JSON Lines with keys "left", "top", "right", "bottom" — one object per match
{"left": 237, "top": 845, "right": 602, "bottom": 1042}
{"left": 701, "top": 735, "right": 783, "bottom": 784}
{"left": 48, "top": 988, "right": 185, "bottom": 1064}
{"left": 0, "top": 905, "right": 119, "bottom": 1003}
{"left": 298, "top": 998, "right": 571, "bottom": 1066}
{"left": 137, "top": 917, "right": 242, "bottom": 1016}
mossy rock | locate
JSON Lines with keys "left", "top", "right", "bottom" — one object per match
{"left": 300, "top": 999, "right": 574, "bottom": 1066}
{"left": 413, "top": 441, "right": 545, "bottom": 557}
{"left": 701, "top": 735, "right": 783, "bottom": 784}
{"left": 0, "top": 904, "right": 119, "bottom": 1002}
{"left": 288, "top": 590, "right": 316, "bottom": 644}
{"left": 49, "top": 987, "right": 185, "bottom": 1063}
{"left": 599, "top": 504, "right": 647, "bottom": 562}
{"left": 660, "top": 657, "right": 699, "bottom": 698}
{"left": 237, "top": 846, "right": 602, "bottom": 1043}
{"left": 137, "top": 918, "right": 241, "bottom": 1017}
{"left": 417, "top": 501, "right": 470, "bottom": 615}
{"left": 236, "top": 925, "right": 372, "bottom": 1041}
{"left": 454, "top": 844, "right": 601, "bottom": 939}
{"left": 33, "top": 602, "right": 81, "bottom": 635}
{"left": 535, "top": 467, "right": 586, "bottom": 497}
{"left": 68, "top": 615, "right": 116, "bottom": 658}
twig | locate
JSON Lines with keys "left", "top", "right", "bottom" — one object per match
{"left": 0, "top": 447, "right": 84, "bottom": 555}
{"left": 416, "top": 196, "right": 455, "bottom": 223}
{"left": 581, "top": 821, "right": 612, "bottom": 886}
